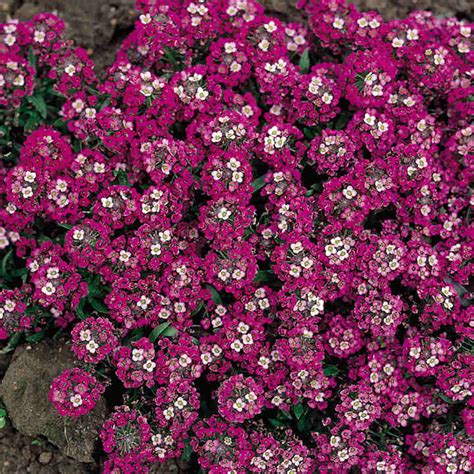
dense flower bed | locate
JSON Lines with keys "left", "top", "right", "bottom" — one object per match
{"left": 0, "top": 0, "right": 472, "bottom": 472}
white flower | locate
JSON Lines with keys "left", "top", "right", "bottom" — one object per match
{"left": 231, "top": 340, "right": 243, "bottom": 352}
{"left": 119, "top": 250, "right": 131, "bottom": 262}
{"left": 174, "top": 397, "right": 187, "bottom": 409}
{"left": 342, "top": 186, "right": 357, "bottom": 199}
{"left": 64, "top": 64, "right": 76, "bottom": 76}
{"left": 332, "top": 17, "right": 345, "bottom": 30}
{"left": 195, "top": 87, "right": 209, "bottom": 100}
{"left": 322, "top": 92, "right": 333, "bottom": 104}
{"left": 41, "top": 282, "right": 56, "bottom": 296}
{"left": 34, "top": 30, "right": 46, "bottom": 43}
{"left": 143, "top": 359, "right": 156, "bottom": 372}
{"left": 137, "top": 295, "right": 151, "bottom": 310}
{"left": 217, "top": 207, "right": 231, "bottom": 220}
{"left": 80, "top": 329, "right": 91, "bottom": 341}
{"left": 70, "top": 394, "right": 83, "bottom": 407}
{"left": 24, "top": 171, "right": 36, "bottom": 183}
{"left": 364, "top": 113, "right": 376, "bottom": 126}
{"left": 290, "top": 242, "right": 303, "bottom": 254}
{"left": 140, "top": 14, "right": 152, "bottom": 24}
{"left": 101, "top": 197, "right": 113, "bottom": 208}
{"left": 132, "top": 349, "right": 144, "bottom": 362}
{"left": 179, "top": 354, "right": 192, "bottom": 367}
{"left": 86, "top": 340, "right": 99, "bottom": 353}
{"left": 224, "top": 42, "right": 237, "bottom": 54}
{"left": 232, "top": 398, "right": 246, "bottom": 412}
{"left": 85, "top": 108, "right": 96, "bottom": 119}
{"left": 21, "top": 187, "right": 33, "bottom": 199}
{"left": 47, "top": 267, "right": 60, "bottom": 279}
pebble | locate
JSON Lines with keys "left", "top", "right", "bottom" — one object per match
{"left": 38, "top": 452, "right": 53, "bottom": 465}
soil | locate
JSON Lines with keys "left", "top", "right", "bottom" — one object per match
{"left": 0, "top": 0, "right": 472, "bottom": 472}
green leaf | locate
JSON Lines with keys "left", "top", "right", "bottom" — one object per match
{"left": 334, "top": 114, "right": 350, "bottom": 130}
{"left": 27, "top": 95, "right": 48, "bottom": 119}
{"left": 149, "top": 322, "right": 178, "bottom": 342}
{"left": 0, "top": 408, "right": 6, "bottom": 417}
{"left": 206, "top": 284, "right": 222, "bottom": 305}
{"left": 303, "top": 127, "right": 317, "bottom": 140}
{"left": 25, "top": 329, "right": 48, "bottom": 343}
{"left": 181, "top": 441, "right": 194, "bottom": 463}
{"left": 113, "top": 169, "right": 131, "bottom": 186}
{"left": 75, "top": 297, "right": 87, "bottom": 320}
{"left": 323, "top": 365, "right": 340, "bottom": 377}
{"left": 0, "top": 418, "right": 6, "bottom": 429}
{"left": 28, "top": 47, "right": 37, "bottom": 71}
{"left": 439, "top": 393, "right": 456, "bottom": 404}
{"left": 24, "top": 111, "right": 42, "bottom": 131}
{"left": 299, "top": 49, "right": 310, "bottom": 74}
{"left": 58, "top": 223, "right": 73, "bottom": 230}
{"left": 251, "top": 176, "right": 266, "bottom": 192}
{"left": 0, "top": 249, "right": 13, "bottom": 278}
{"left": 269, "top": 418, "right": 287, "bottom": 428}
{"left": 355, "top": 73, "right": 367, "bottom": 93}
{"left": 253, "top": 270, "right": 273, "bottom": 283}
{"left": 293, "top": 403, "right": 305, "bottom": 420}
{"left": 297, "top": 416, "right": 310, "bottom": 433}
{"left": 1, "top": 332, "right": 22, "bottom": 354}
{"left": 88, "top": 297, "right": 108, "bottom": 314}
{"left": 128, "top": 328, "right": 144, "bottom": 342}
{"left": 87, "top": 275, "right": 105, "bottom": 297}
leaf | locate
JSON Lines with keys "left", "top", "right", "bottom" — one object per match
{"left": 149, "top": 322, "right": 178, "bottom": 342}
{"left": 323, "top": 365, "right": 340, "bottom": 377}
{"left": 251, "top": 176, "right": 266, "bottom": 192}
{"left": 75, "top": 297, "right": 87, "bottom": 320}
{"left": 293, "top": 403, "right": 305, "bottom": 420}
{"left": 253, "top": 270, "right": 273, "bottom": 283}
{"left": 88, "top": 297, "right": 108, "bottom": 314}
{"left": 0, "top": 408, "right": 6, "bottom": 417}
{"left": 161, "top": 326, "right": 178, "bottom": 337}
{"left": 439, "top": 393, "right": 456, "bottom": 404}
{"left": 269, "top": 418, "right": 287, "bottom": 428}
{"left": 58, "top": 223, "right": 73, "bottom": 230}
{"left": 206, "top": 284, "right": 222, "bottom": 305}
{"left": 297, "top": 416, "right": 310, "bottom": 433}
{"left": 128, "top": 328, "right": 144, "bottom": 342}
{"left": 334, "top": 114, "right": 350, "bottom": 130}
{"left": 299, "top": 49, "right": 310, "bottom": 74}
{"left": 25, "top": 111, "right": 42, "bottom": 131}
{"left": 181, "top": 441, "right": 194, "bottom": 463}
{"left": 27, "top": 95, "right": 48, "bottom": 119}
{"left": 87, "top": 275, "right": 105, "bottom": 297}
{"left": 25, "top": 328, "right": 48, "bottom": 343}
{"left": 113, "top": 169, "right": 131, "bottom": 187}
{"left": 28, "top": 47, "right": 37, "bottom": 71}
{"left": 355, "top": 73, "right": 366, "bottom": 93}
{"left": 0, "top": 418, "right": 6, "bottom": 429}
{"left": 0, "top": 249, "right": 13, "bottom": 278}
{"left": 303, "top": 127, "right": 316, "bottom": 140}
{"left": 1, "top": 332, "right": 22, "bottom": 354}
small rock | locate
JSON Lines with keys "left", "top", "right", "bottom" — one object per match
{"left": 0, "top": 340, "right": 106, "bottom": 463}
{"left": 38, "top": 452, "right": 53, "bottom": 465}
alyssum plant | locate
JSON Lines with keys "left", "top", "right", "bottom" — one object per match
{"left": 0, "top": 0, "right": 472, "bottom": 472}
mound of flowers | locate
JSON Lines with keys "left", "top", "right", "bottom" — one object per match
{"left": 0, "top": 0, "right": 472, "bottom": 471}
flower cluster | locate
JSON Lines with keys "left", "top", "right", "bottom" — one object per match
{"left": 0, "top": 0, "right": 472, "bottom": 472}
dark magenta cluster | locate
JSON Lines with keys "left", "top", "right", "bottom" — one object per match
{"left": 0, "top": 0, "right": 473, "bottom": 472}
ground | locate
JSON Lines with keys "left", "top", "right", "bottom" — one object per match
{"left": 0, "top": 0, "right": 472, "bottom": 472}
